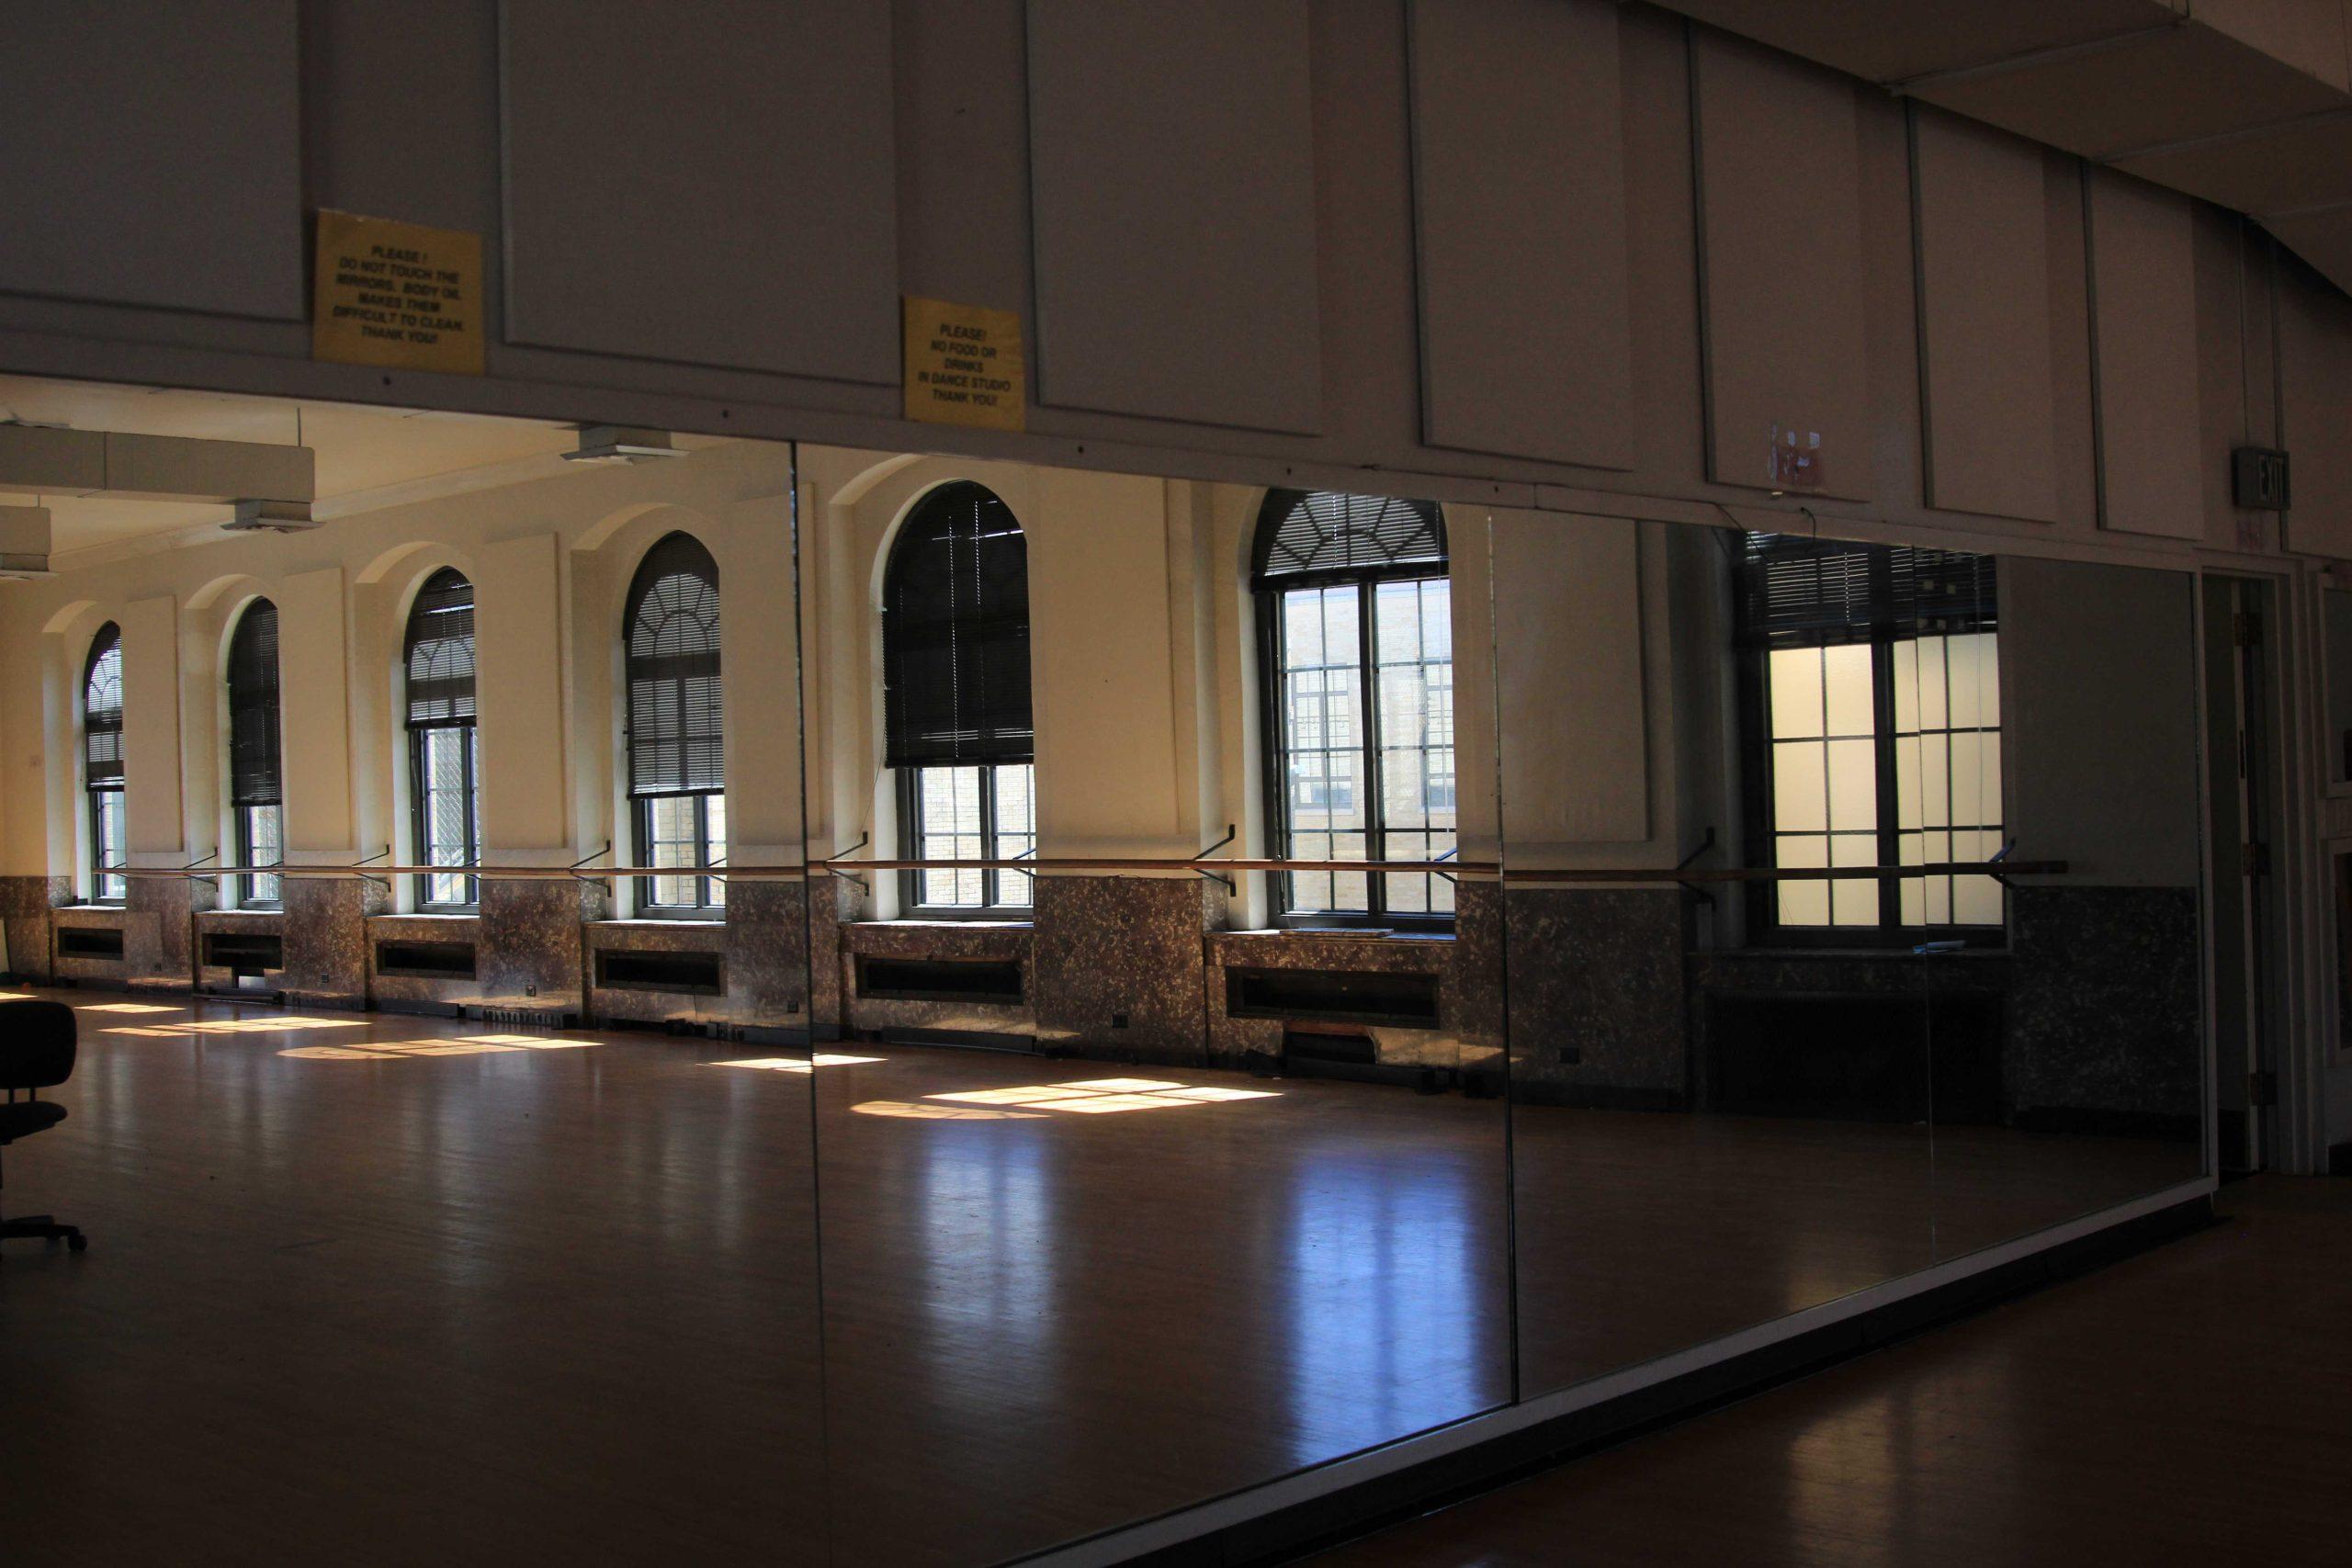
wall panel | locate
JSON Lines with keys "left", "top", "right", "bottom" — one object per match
{"left": 1026, "top": 0, "right": 1322, "bottom": 432}
{"left": 2089, "top": 172, "right": 2206, "bottom": 540}
{"left": 1693, "top": 32, "right": 1871, "bottom": 500}
{"left": 1408, "top": 0, "right": 1631, "bottom": 468}
{"left": 1914, "top": 110, "right": 2060, "bottom": 522}
{"left": 0, "top": 0, "right": 302, "bottom": 320}
{"left": 502, "top": 0, "right": 899, "bottom": 383}
{"left": 2279, "top": 265, "right": 2352, "bottom": 558}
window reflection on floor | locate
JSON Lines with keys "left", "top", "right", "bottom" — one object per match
{"left": 75, "top": 1002, "right": 186, "bottom": 1014}
{"left": 106, "top": 1017, "right": 372, "bottom": 1037}
{"left": 279, "top": 1034, "right": 598, "bottom": 1060}
{"left": 709, "top": 1054, "right": 885, "bottom": 1073}
{"left": 927, "top": 1078, "right": 1281, "bottom": 1114}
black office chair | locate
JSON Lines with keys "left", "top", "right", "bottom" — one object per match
{"left": 1, "top": 998, "right": 86, "bottom": 1254}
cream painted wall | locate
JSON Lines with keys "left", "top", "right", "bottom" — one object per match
{"left": 119, "top": 596, "right": 183, "bottom": 855}
{"left": 279, "top": 567, "right": 353, "bottom": 854}
{"left": 0, "top": 440, "right": 809, "bottom": 907}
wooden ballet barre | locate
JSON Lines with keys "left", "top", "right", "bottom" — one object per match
{"left": 120, "top": 856, "right": 2063, "bottom": 883}
{"left": 1497, "top": 859, "right": 2066, "bottom": 884}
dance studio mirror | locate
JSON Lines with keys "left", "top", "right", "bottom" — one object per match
{"left": 790, "top": 462, "right": 1510, "bottom": 1564}
{"left": 1487, "top": 513, "right": 2208, "bottom": 1399}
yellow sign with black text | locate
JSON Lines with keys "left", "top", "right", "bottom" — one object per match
{"left": 903, "top": 297, "right": 1025, "bottom": 433}
{"left": 311, "top": 210, "right": 485, "bottom": 376}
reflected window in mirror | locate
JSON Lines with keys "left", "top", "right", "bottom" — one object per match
{"left": 1736, "top": 534, "right": 2002, "bottom": 943}
{"left": 403, "top": 569, "right": 481, "bottom": 910}
{"left": 1253, "top": 491, "right": 1454, "bottom": 928}
{"left": 624, "top": 533, "right": 727, "bottom": 916}
{"left": 83, "top": 622, "right": 127, "bottom": 904}
{"left": 883, "top": 482, "right": 1035, "bottom": 917}
{"left": 226, "top": 598, "right": 285, "bottom": 909}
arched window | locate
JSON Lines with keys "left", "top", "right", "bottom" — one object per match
{"left": 1734, "top": 531, "right": 2003, "bottom": 939}
{"left": 226, "top": 598, "right": 284, "bottom": 908}
{"left": 83, "top": 623, "right": 126, "bottom": 904}
{"left": 405, "top": 568, "right": 480, "bottom": 909}
{"left": 882, "top": 481, "right": 1035, "bottom": 914}
{"left": 1252, "top": 491, "right": 1454, "bottom": 926}
{"left": 624, "top": 533, "right": 725, "bottom": 913}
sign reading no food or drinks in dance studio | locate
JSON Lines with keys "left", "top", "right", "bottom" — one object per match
{"left": 311, "top": 210, "right": 487, "bottom": 377}
{"left": 903, "top": 296, "right": 1026, "bottom": 433}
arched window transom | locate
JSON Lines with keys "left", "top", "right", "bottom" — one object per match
{"left": 83, "top": 623, "right": 126, "bottom": 902}
{"left": 882, "top": 482, "right": 1035, "bottom": 912}
{"left": 624, "top": 534, "right": 725, "bottom": 912}
{"left": 405, "top": 568, "right": 481, "bottom": 908}
{"left": 1253, "top": 491, "right": 1454, "bottom": 926}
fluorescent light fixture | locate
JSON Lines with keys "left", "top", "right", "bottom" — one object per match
{"left": 0, "top": 504, "right": 52, "bottom": 579}
{"left": 221, "top": 498, "right": 318, "bottom": 533}
{"left": 561, "top": 424, "right": 684, "bottom": 465}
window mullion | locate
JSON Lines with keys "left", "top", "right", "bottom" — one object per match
{"left": 1871, "top": 633, "right": 1901, "bottom": 932}
{"left": 1359, "top": 579, "right": 1385, "bottom": 922}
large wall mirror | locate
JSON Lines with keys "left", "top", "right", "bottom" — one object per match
{"left": 1485, "top": 512, "right": 2209, "bottom": 1400}
{"left": 791, "top": 463, "right": 1511, "bottom": 1563}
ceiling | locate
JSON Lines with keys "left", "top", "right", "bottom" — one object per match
{"left": 0, "top": 377, "right": 721, "bottom": 563}
{"left": 1659, "top": 0, "right": 2352, "bottom": 296}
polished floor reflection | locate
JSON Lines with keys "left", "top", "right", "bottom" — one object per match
{"left": 0, "top": 991, "right": 827, "bottom": 1565}
{"left": 809, "top": 1046, "right": 1511, "bottom": 1565}
{"left": 0, "top": 989, "right": 1513, "bottom": 1566}
{"left": 1511, "top": 1105, "right": 2197, "bottom": 1393}
{"left": 1323, "top": 1177, "right": 2341, "bottom": 1568}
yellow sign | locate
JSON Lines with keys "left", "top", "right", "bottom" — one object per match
{"left": 903, "top": 297, "right": 1025, "bottom": 432}
{"left": 311, "top": 210, "right": 485, "bottom": 376}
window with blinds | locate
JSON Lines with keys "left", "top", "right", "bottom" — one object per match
{"left": 1736, "top": 533, "right": 2003, "bottom": 940}
{"left": 1253, "top": 491, "right": 1454, "bottom": 927}
{"left": 884, "top": 483, "right": 1035, "bottom": 914}
{"left": 624, "top": 534, "right": 725, "bottom": 912}
{"left": 405, "top": 569, "right": 480, "bottom": 908}
{"left": 83, "top": 623, "right": 125, "bottom": 902}
{"left": 226, "top": 599, "right": 284, "bottom": 908}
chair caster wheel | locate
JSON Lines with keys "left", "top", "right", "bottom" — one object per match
{"left": 67, "top": 1235, "right": 86, "bottom": 1253}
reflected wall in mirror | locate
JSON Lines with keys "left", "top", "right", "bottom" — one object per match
{"left": 795, "top": 461, "right": 1510, "bottom": 1565}
{"left": 1493, "top": 513, "right": 1936, "bottom": 1395}
{"left": 1493, "top": 515, "right": 2209, "bottom": 1400}
{"left": 1928, "top": 557, "right": 2204, "bottom": 1255}
{"left": 2325, "top": 587, "right": 2352, "bottom": 786}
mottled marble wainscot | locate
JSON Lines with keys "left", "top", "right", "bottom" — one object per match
{"left": 194, "top": 908, "right": 287, "bottom": 994}
{"left": 1032, "top": 875, "right": 1217, "bottom": 1064}
{"left": 721, "top": 878, "right": 810, "bottom": 1032}
{"left": 1452, "top": 879, "right": 1508, "bottom": 1060}
{"left": 0, "top": 876, "right": 70, "bottom": 982}
{"left": 2006, "top": 884, "right": 2202, "bottom": 1135}
{"left": 807, "top": 874, "right": 864, "bottom": 1041}
{"left": 585, "top": 919, "right": 729, "bottom": 1028}
{"left": 478, "top": 878, "right": 605, "bottom": 1017}
{"left": 366, "top": 913, "right": 484, "bottom": 1012}
{"left": 1204, "top": 928, "right": 1498, "bottom": 1073}
{"left": 49, "top": 903, "right": 136, "bottom": 987}
{"left": 123, "top": 875, "right": 216, "bottom": 994}
{"left": 842, "top": 919, "right": 1036, "bottom": 1040}
{"left": 1503, "top": 887, "right": 1690, "bottom": 1107}
{"left": 278, "top": 877, "right": 389, "bottom": 1011}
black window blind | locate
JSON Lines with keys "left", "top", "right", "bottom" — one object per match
{"left": 404, "top": 568, "right": 477, "bottom": 728}
{"left": 83, "top": 622, "right": 123, "bottom": 785}
{"left": 1251, "top": 490, "right": 1447, "bottom": 587}
{"left": 226, "top": 599, "right": 282, "bottom": 808}
{"left": 625, "top": 533, "right": 724, "bottom": 796}
{"left": 1736, "top": 533, "right": 1996, "bottom": 648}
{"left": 882, "top": 481, "right": 1033, "bottom": 769}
